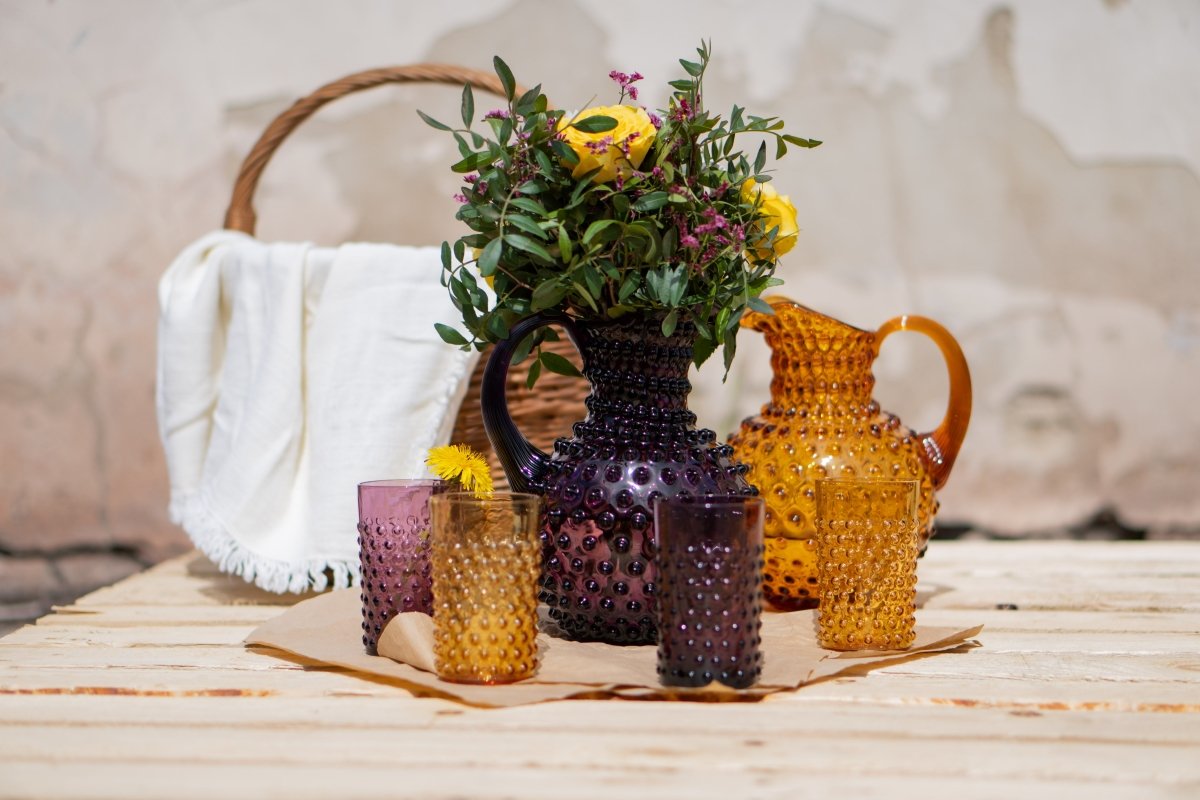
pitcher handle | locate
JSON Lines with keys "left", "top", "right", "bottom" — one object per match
{"left": 481, "top": 313, "right": 582, "bottom": 494}
{"left": 874, "top": 316, "right": 973, "bottom": 489}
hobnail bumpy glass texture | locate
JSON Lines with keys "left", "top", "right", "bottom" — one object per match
{"left": 430, "top": 493, "right": 542, "bottom": 684}
{"left": 728, "top": 304, "right": 938, "bottom": 611}
{"left": 655, "top": 497, "right": 765, "bottom": 689}
{"left": 537, "top": 316, "right": 754, "bottom": 645}
{"left": 357, "top": 479, "right": 442, "bottom": 655}
{"left": 815, "top": 479, "right": 919, "bottom": 651}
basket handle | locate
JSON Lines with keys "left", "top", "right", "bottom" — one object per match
{"left": 224, "top": 64, "right": 519, "bottom": 234}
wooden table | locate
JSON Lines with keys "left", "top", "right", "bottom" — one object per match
{"left": 1, "top": 541, "right": 1197, "bottom": 799}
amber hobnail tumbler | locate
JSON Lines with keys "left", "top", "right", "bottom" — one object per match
{"left": 815, "top": 479, "right": 920, "bottom": 651}
{"left": 357, "top": 479, "right": 445, "bottom": 655}
{"left": 429, "top": 492, "right": 543, "bottom": 684}
{"left": 653, "top": 495, "right": 766, "bottom": 689}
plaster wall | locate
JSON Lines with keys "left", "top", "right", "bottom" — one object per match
{"left": 2, "top": 0, "right": 1198, "bottom": 618}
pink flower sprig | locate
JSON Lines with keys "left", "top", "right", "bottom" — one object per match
{"left": 609, "top": 70, "right": 644, "bottom": 103}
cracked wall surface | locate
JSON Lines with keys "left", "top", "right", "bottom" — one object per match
{"left": 2, "top": 0, "right": 1198, "bottom": 625}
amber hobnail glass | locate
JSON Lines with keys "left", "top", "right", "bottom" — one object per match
{"left": 654, "top": 495, "right": 766, "bottom": 689}
{"left": 357, "top": 479, "right": 445, "bottom": 655}
{"left": 815, "top": 479, "right": 919, "bottom": 651}
{"left": 728, "top": 298, "right": 971, "bottom": 611}
{"left": 429, "top": 492, "right": 543, "bottom": 684}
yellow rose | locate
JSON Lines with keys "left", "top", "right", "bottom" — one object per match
{"left": 742, "top": 179, "right": 799, "bottom": 260}
{"left": 558, "top": 105, "right": 656, "bottom": 183}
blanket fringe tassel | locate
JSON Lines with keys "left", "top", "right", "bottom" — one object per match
{"left": 169, "top": 492, "right": 358, "bottom": 594}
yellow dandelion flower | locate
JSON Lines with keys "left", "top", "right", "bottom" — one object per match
{"left": 425, "top": 444, "right": 494, "bottom": 496}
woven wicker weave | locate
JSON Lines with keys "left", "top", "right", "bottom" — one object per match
{"left": 223, "top": 64, "right": 587, "bottom": 489}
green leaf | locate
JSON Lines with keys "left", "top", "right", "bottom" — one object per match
{"left": 692, "top": 332, "right": 716, "bottom": 368}
{"left": 531, "top": 281, "right": 568, "bottom": 311}
{"left": 541, "top": 351, "right": 583, "bottom": 378}
{"left": 668, "top": 79, "right": 694, "bottom": 92}
{"left": 632, "top": 191, "right": 669, "bottom": 212}
{"left": 661, "top": 309, "right": 679, "bottom": 337}
{"left": 434, "top": 322, "right": 469, "bottom": 346}
{"left": 782, "top": 134, "right": 822, "bottom": 148}
{"left": 451, "top": 152, "right": 492, "bottom": 173}
{"left": 510, "top": 329, "right": 537, "bottom": 366}
{"left": 716, "top": 306, "right": 731, "bottom": 335}
{"left": 452, "top": 132, "right": 472, "bottom": 157}
{"left": 662, "top": 227, "right": 678, "bottom": 259}
{"left": 448, "top": 276, "right": 469, "bottom": 310}
{"left": 485, "top": 313, "right": 510, "bottom": 341}
{"left": 753, "top": 141, "right": 767, "bottom": 174}
{"left": 571, "top": 280, "right": 599, "bottom": 313}
{"left": 776, "top": 136, "right": 787, "bottom": 160}
{"left": 679, "top": 59, "right": 703, "bottom": 77}
{"left": 557, "top": 226, "right": 573, "bottom": 262}
{"left": 459, "top": 268, "right": 488, "bottom": 311}
{"left": 478, "top": 237, "right": 502, "bottom": 276}
{"left": 461, "top": 84, "right": 474, "bottom": 128}
{"left": 534, "top": 148, "right": 555, "bottom": 176}
{"left": 550, "top": 138, "right": 579, "bottom": 166}
{"left": 508, "top": 197, "right": 548, "bottom": 216}
{"left": 493, "top": 56, "right": 516, "bottom": 100}
{"left": 572, "top": 115, "right": 618, "bottom": 133}
{"left": 723, "top": 132, "right": 736, "bottom": 157}
{"left": 582, "top": 219, "right": 618, "bottom": 246}
{"left": 439, "top": 241, "right": 451, "bottom": 271}
{"left": 618, "top": 271, "right": 640, "bottom": 302}
{"left": 612, "top": 193, "right": 631, "bottom": 219}
{"left": 504, "top": 233, "right": 553, "bottom": 262}
{"left": 747, "top": 296, "right": 775, "bottom": 315}
{"left": 417, "top": 110, "right": 452, "bottom": 131}
{"left": 722, "top": 327, "right": 739, "bottom": 376}
{"left": 581, "top": 264, "right": 604, "bottom": 299}
{"left": 524, "top": 355, "right": 542, "bottom": 389}
{"left": 514, "top": 84, "right": 542, "bottom": 115}
{"left": 569, "top": 171, "right": 598, "bottom": 205}
{"left": 505, "top": 214, "right": 549, "bottom": 240}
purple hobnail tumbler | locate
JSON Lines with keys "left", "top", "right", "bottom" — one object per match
{"left": 653, "top": 495, "right": 766, "bottom": 689}
{"left": 357, "top": 479, "right": 445, "bottom": 655}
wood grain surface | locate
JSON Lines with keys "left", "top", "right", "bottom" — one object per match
{"left": 1, "top": 541, "right": 1198, "bottom": 799}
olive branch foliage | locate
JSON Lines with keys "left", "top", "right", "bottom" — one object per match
{"left": 422, "top": 42, "right": 820, "bottom": 385}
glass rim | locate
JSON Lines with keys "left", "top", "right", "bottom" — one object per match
{"left": 358, "top": 478, "right": 446, "bottom": 490}
{"left": 652, "top": 494, "right": 765, "bottom": 509}
{"left": 815, "top": 478, "right": 919, "bottom": 490}
{"left": 429, "top": 491, "right": 543, "bottom": 506}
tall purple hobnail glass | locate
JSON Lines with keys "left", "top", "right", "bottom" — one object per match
{"left": 482, "top": 312, "right": 756, "bottom": 645}
{"left": 357, "top": 479, "right": 445, "bottom": 654}
{"left": 654, "top": 495, "right": 765, "bottom": 689}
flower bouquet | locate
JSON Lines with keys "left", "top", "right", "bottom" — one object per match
{"left": 424, "top": 41, "right": 820, "bottom": 379}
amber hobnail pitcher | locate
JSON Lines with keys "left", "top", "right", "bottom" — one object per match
{"left": 727, "top": 296, "right": 972, "bottom": 611}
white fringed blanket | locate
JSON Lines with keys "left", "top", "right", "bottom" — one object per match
{"left": 156, "top": 231, "right": 477, "bottom": 593}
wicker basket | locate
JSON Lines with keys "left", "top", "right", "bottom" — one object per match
{"left": 223, "top": 64, "right": 587, "bottom": 489}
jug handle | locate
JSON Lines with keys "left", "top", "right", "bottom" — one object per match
{"left": 480, "top": 313, "right": 582, "bottom": 494}
{"left": 874, "top": 316, "right": 973, "bottom": 489}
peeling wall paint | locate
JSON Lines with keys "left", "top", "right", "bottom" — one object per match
{"left": 1, "top": 0, "right": 1198, "bottom": 612}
